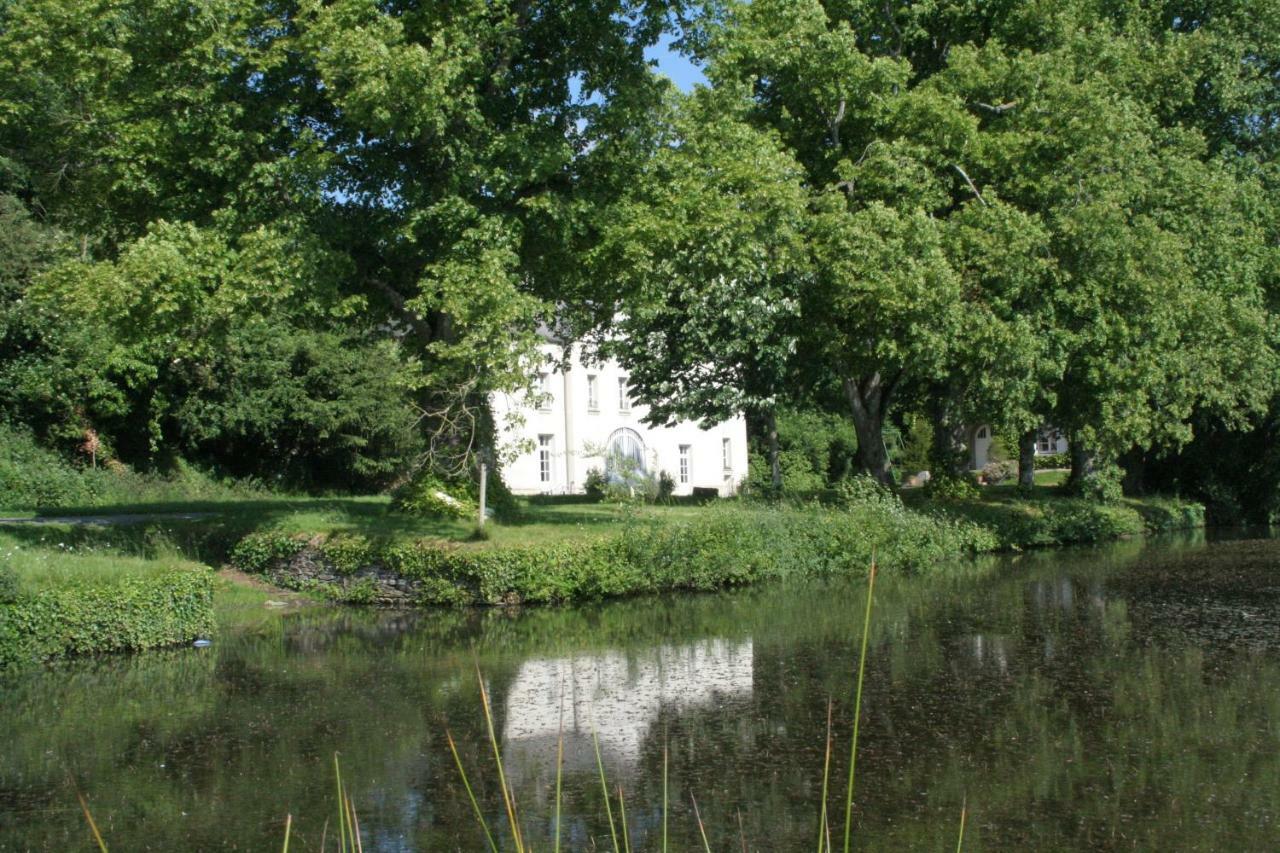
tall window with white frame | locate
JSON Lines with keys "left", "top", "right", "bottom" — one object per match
{"left": 679, "top": 444, "right": 691, "bottom": 484}
{"left": 536, "top": 373, "right": 552, "bottom": 411}
{"left": 722, "top": 437, "right": 731, "bottom": 472}
{"left": 587, "top": 374, "right": 599, "bottom": 412}
{"left": 538, "top": 434, "right": 553, "bottom": 485}
{"left": 618, "top": 376, "right": 631, "bottom": 413}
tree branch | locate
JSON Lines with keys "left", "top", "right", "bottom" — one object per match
{"left": 952, "top": 164, "right": 988, "bottom": 206}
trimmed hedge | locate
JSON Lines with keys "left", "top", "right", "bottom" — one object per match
{"left": 0, "top": 568, "right": 215, "bottom": 670}
{"left": 233, "top": 497, "right": 1000, "bottom": 606}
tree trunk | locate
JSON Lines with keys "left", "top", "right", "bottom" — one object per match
{"left": 1018, "top": 429, "right": 1037, "bottom": 490}
{"left": 927, "top": 388, "right": 968, "bottom": 480}
{"left": 765, "top": 408, "right": 782, "bottom": 495}
{"left": 1119, "top": 447, "right": 1145, "bottom": 496}
{"left": 843, "top": 375, "right": 893, "bottom": 485}
{"left": 1068, "top": 439, "right": 1097, "bottom": 491}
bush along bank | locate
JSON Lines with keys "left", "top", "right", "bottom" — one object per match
{"left": 231, "top": 487, "right": 1000, "bottom": 606}
{"left": 922, "top": 495, "right": 1205, "bottom": 551}
{"left": 0, "top": 567, "right": 215, "bottom": 670}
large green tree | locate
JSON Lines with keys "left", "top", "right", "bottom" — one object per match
{"left": 590, "top": 87, "right": 810, "bottom": 489}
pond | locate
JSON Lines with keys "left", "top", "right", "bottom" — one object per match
{"left": 2, "top": 532, "right": 1279, "bottom": 850}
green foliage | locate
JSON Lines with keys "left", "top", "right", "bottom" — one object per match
{"left": 1034, "top": 453, "right": 1070, "bottom": 470}
{"left": 924, "top": 495, "right": 1203, "bottom": 551}
{"left": 1067, "top": 464, "right": 1125, "bottom": 505}
{"left": 0, "top": 423, "right": 98, "bottom": 509}
{"left": 656, "top": 470, "right": 676, "bottom": 501}
{"left": 0, "top": 564, "right": 16, "bottom": 604}
{"left": 924, "top": 473, "right": 980, "bottom": 501}
{"left": 391, "top": 475, "right": 477, "bottom": 520}
{"left": 895, "top": 414, "right": 932, "bottom": 476}
{"left": 391, "top": 467, "right": 518, "bottom": 521}
{"left": 746, "top": 408, "right": 859, "bottom": 493}
{"left": 228, "top": 532, "right": 307, "bottom": 575}
{"left": 0, "top": 423, "right": 272, "bottom": 511}
{"left": 320, "top": 535, "right": 374, "bottom": 577}
{"left": 583, "top": 468, "right": 607, "bottom": 501}
{"left": 0, "top": 566, "right": 214, "bottom": 670}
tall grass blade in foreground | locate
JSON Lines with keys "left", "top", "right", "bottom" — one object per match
{"left": 691, "top": 793, "right": 712, "bottom": 853}
{"left": 333, "top": 753, "right": 363, "bottom": 853}
{"left": 817, "top": 697, "right": 834, "bottom": 853}
{"left": 477, "top": 666, "right": 525, "bottom": 852}
{"left": 592, "top": 725, "right": 621, "bottom": 852}
{"left": 555, "top": 723, "right": 565, "bottom": 853}
{"left": 76, "top": 790, "right": 109, "bottom": 852}
{"left": 618, "top": 784, "right": 632, "bottom": 853}
{"left": 842, "top": 558, "right": 877, "bottom": 853}
{"left": 956, "top": 796, "right": 968, "bottom": 852}
{"left": 662, "top": 742, "right": 669, "bottom": 853}
{"left": 281, "top": 813, "right": 292, "bottom": 853}
{"left": 446, "top": 727, "right": 499, "bottom": 852}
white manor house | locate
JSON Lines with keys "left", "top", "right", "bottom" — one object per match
{"left": 492, "top": 340, "right": 748, "bottom": 496}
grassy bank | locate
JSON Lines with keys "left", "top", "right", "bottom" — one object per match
{"left": 0, "top": 533, "right": 214, "bottom": 669}
{"left": 227, "top": 483, "right": 1205, "bottom": 606}
{"left": 909, "top": 490, "right": 1205, "bottom": 550}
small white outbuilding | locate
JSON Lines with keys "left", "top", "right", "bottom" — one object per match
{"left": 490, "top": 340, "right": 748, "bottom": 496}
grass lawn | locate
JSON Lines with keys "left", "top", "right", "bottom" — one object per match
{"left": 0, "top": 531, "right": 206, "bottom": 594}
{"left": 12, "top": 494, "right": 714, "bottom": 549}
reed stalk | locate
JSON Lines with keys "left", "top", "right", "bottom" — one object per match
{"left": 691, "top": 793, "right": 712, "bottom": 853}
{"left": 662, "top": 742, "right": 669, "bottom": 853}
{"left": 477, "top": 666, "right": 524, "bottom": 852}
{"left": 446, "top": 728, "right": 499, "bottom": 853}
{"left": 817, "top": 697, "right": 834, "bottom": 853}
{"left": 842, "top": 558, "right": 877, "bottom": 853}
{"left": 618, "top": 785, "right": 632, "bottom": 853}
{"left": 956, "top": 797, "right": 968, "bottom": 852}
{"left": 76, "top": 790, "right": 108, "bottom": 853}
{"left": 281, "top": 813, "right": 292, "bottom": 853}
{"left": 334, "top": 754, "right": 348, "bottom": 853}
{"left": 554, "top": 724, "right": 565, "bottom": 853}
{"left": 592, "top": 725, "right": 621, "bottom": 853}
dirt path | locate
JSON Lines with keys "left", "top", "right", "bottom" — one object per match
{"left": 0, "top": 512, "right": 218, "bottom": 526}
{"left": 217, "top": 567, "right": 318, "bottom": 609}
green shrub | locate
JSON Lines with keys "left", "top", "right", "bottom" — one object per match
{"left": 0, "top": 564, "right": 16, "bottom": 604}
{"left": 1034, "top": 452, "right": 1070, "bottom": 470}
{"left": 924, "top": 472, "right": 980, "bottom": 501}
{"left": 392, "top": 467, "right": 519, "bottom": 520}
{"left": 746, "top": 408, "right": 859, "bottom": 493}
{"left": 320, "top": 534, "right": 374, "bottom": 576}
{"left": 0, "top": 424, "right": 99, "bottom": 509}
{"left": 1067, "top": 464, "right": 1124, "bottom": 504}
{"left": 0, "top": 567, "right": 214, "bottom": 669}
{"left": 657, "top": 470, "right": 676, "bottom": 501}
{"left": 229, "top": 531, "right": 308, "bottom": 573}
{"left": 584, "top": 467, "right": 607, "bottom": 501}
{"left": 391, "top": 474, "right": 476, "bottom": 519}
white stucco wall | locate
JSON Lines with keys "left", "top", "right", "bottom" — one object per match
{"left": 491, "top": 343, "right": 749, "bottom": 496}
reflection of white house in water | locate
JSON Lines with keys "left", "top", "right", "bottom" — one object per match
{"left": 490, "top": 338, "right": 748, "bottom": 496}
{"left": 501, "top": 640, "right": 754, "bottom": 784}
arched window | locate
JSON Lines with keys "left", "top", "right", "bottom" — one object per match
{"left": 605, "top": 428, "right": 646, "bottom": 477}
{"left": 976, "top": 426, "right": 988, "bottom": 439}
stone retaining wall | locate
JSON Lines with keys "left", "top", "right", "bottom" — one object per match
{"left": 265, "top": 544, "right": 423, "bottom": 606}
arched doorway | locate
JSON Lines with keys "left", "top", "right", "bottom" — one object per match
{"left": 605, "top": 428, "right": 647, "bottom": 480}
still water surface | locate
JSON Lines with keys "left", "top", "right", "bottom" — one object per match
{"left": 2, "top": 533, "right": 1279, "bottom": 850}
